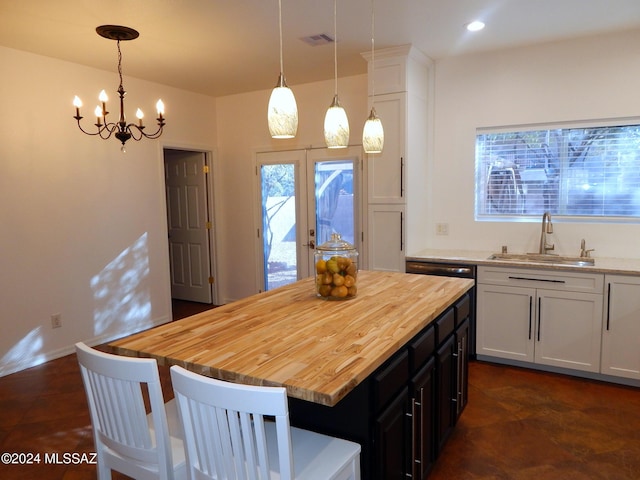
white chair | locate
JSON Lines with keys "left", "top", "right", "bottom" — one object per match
{"left": 170, "top": 365, "right": 361, "bottom": 480}
{"left": 75, "top": 342, "right": 187, "bottom": 480}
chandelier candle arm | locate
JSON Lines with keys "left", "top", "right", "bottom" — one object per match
{"left": 72, "top": 25, "right": 166, "bottom": 151}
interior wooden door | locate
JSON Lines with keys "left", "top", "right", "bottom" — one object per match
{"left": 164, "top": 149, "right": 212, "bottom": 303}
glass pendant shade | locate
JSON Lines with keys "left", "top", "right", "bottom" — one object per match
{"left": 268, "top": 73, "right": 298, "bottom": 138}
{"left": 324, "top": 95, "right": 350, "bottom": 149}
{"left": 363, "top": 107, "right": 384, "bottom": 153}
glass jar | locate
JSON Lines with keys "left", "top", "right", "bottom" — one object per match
{"left": 314, "top": 233, "right": 358, "bottom": 300}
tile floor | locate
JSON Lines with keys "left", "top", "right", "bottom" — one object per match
{"left": 0, "top": 302, "right": 639, "bottom": 479}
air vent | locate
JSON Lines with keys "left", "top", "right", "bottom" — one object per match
{"left": 300, "top": 33, "right": 334, "bottom": 46}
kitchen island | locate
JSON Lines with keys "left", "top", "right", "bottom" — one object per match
{"left": 110, "top": 270, "right": 474, "bottom": 479}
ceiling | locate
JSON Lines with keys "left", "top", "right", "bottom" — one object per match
{"left": 2, "top": 0, "right": 640, "bottom": 97}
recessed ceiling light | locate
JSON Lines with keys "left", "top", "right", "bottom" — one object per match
{"left": 466, "top": 20, "right": 485, "bottom": 32}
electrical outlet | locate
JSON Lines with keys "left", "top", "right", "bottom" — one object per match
{"left": 436, "top": 223, "right": 449, "bottom": 235}
{"left": 51, "top": 313, "right": 62, "bottom": 329}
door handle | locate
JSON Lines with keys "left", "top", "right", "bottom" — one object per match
{"left": 303, "top": 240, "right": 315, "bottom": 249}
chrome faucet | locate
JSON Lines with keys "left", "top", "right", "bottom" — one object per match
{"left": 539, "top": 212, "right": 554, "bottom": 254}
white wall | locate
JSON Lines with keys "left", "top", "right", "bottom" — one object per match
{"left": 215, "top": 75, "right": 368, "bottom": 302}
{"left": 425, "top": 28, "right": 640, "bottom": 258}
{"left": 0, "top": 46, "right": 217, "bottom": 376}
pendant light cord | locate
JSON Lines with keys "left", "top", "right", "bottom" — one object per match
{"left": 333, "top": 0, "right": 338, "bottom": 96}
{"left": 278, "top": 0, "right": 284, "bottom": 74}
{"left": 370, "top": 0, "right": 375, "bottom": 98}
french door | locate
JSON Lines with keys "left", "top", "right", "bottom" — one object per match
{"left": 256, "top": 147, "right": 361, "bottom": 291}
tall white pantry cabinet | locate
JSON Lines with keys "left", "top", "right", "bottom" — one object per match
{"left": 362, "top": 45, "right": 431, "bottom": 272}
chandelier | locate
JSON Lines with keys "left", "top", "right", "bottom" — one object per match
{"left": 73, "top": 25, "right": 165, "bottom": 152}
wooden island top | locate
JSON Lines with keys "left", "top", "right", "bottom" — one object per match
{"left": 109, "top": 271, "right": 473, "bottom": 407}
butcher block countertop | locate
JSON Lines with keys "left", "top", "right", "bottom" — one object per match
{"left": 109, "top": 270, "right": 473, "bottom": 407}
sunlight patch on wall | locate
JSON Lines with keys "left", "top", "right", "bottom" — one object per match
{"left": 91, "top": 233, "right": 152, "bottom": 336}
{"left": 0, "top": 327, "right": 45, "bottom": 375}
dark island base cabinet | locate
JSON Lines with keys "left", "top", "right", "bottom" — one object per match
{"left": 288, "top": 292, "right": 472, "bottom": 480}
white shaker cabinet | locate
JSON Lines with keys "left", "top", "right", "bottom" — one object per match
{"left": 366, "top": 92, "right": 406, "bottom": 204}
{"left": 362, "top": 45, "right": 430, "bottom": 272}
{"left": 477, "top": 266, "right": 604, "bottom": 373}
{"left": 601, "top": 274, "right": 640, "bottom": 380}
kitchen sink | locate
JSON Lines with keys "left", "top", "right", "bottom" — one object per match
{"left": 487, "top": 252, "right": 595, "bottom": 266}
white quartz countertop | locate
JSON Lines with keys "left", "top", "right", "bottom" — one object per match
{"left": 406, "top": 249, "right": 640, "bottom": 276}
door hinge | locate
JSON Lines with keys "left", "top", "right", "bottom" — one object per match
{"left": 208, "top": 276, "right": 215, "bottom": 284}
{"left": 206, "top": 221, "right": 212, "bottom": 229}
{"left": 203, "top": 165, "right": 210, "bottom": 174}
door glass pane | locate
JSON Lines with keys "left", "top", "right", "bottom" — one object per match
{"left": 315, "top": 161, "right": 355, "bottom": 245}
{"left": 260, "top": 164, "right": 297, "bottom": 290}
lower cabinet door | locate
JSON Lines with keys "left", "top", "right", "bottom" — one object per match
{"left": 374, "top": 387, "right": 411, "bottom": 480}
{"left": 476, "top": 283, "right": 535, "bottom": 362}
{"left": 602, "top": 275, "right": 640, "bottom": 379}
{"left": 436, "top": 335, "right": 455, "bottom": 454}
{"left": 411, "top": 357, "right": 436, "bottom": 480}
{"left": 535, "top": 289, "right": 603, "bottom": 373}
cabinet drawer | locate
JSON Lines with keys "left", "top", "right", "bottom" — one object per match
{"left": 373, "top": 349, "right": 409, "bottom": 409}
{"left": 478, "top": 266, "right": 603, "bottom": 294}
{"left": 454, "top": 294, "right": 470, "bottom": 325}
{"left": 435, "top": 309, "right": 455, "bottom": 345}
{"left": 409, "top": 325, "right": 435, "bottom": 371}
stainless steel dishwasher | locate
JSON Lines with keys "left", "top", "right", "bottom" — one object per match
{"left": 405, "top": 259, "right": 477, "bottom": 357}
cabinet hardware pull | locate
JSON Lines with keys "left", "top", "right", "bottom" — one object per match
{"left": 400, "top": 211, "right": 404, "bottom": 252}
{"left": 419, "top": 387, "right": 425, "bottom": 471}
{"left": 400, "top": 156, "right": 404, "bottom": 198}
{"left": 528, "top": 296, "right": 533, "bottom": 340}
{"left": 537, "top": 297, "right": 542, "bottom": 342}
{"left": 606, "top": 283, "right": 611, "bottom": 331}
{"left": 508, "top": 276, "right": 566, "bottom": 283}
{"left": 411, "top": 396, "right": 417, "bottom": 479}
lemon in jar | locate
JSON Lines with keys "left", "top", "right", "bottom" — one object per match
{"left": 315, "top": 259, "right": 327, "bottom": 274}
{"left": 318, "top": 284, "right": 332, "bottom": 297}
{"left": 326, "top": 258, "right": 340, "bottom": 274}
{"left": 331, "top": 285, "right": 348, "bottom": 298}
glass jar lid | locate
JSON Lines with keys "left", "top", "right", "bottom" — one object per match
{"left": 316, "top": 232, "right": 356, "bottom": 252}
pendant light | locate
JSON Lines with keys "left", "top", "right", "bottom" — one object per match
{"left": 362, "top": 0, "right": 384, "bottom": 153}
{"left": 324, "top": 0, "right": 349, "bottom": 149}
{"left": 268, "top": 0, "right": 298, "bottom": 138}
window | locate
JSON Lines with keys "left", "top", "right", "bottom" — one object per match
{"left": 475, "top": 119, "right": 640, "bottom": 220}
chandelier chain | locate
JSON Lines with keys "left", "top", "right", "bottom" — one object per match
{"left": 117, "top": 40, "right": 124, "bottom": 89}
